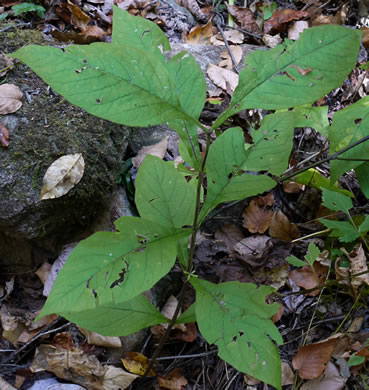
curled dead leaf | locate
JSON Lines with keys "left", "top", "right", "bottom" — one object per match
{"left": 292, "top": 338, "right": 337, "bottom": 379}
{"left": 242, "top": 194, "right": 274, "bottom": 234}
{"left": 0, "top": 83, "right": 23, "bottom": 114}
{"left": 40, "top": 153, "right": 85, "bottom": 200}
{"left": 207, "top": 63, "right": 239, "bottom": 95}
{"left": 184, "top": 20, "right": 216, "bottom": 44}
{"left": 269, "top": 210, "right": 300, "bottom": 241}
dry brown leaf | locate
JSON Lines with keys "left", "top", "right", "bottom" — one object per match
{"left": 158, "top": 368, "right": 188, "bottom": 390}
{"left": 0, "top": 53, "right": 15, "bottom": 77}
{"left": 233, "top": 235, "right": 272, "bottom": 266}
{"left": 242, "top": 195, "right": 274, "bottom": 234}
{"left": 66, "top": 0, "right": 91, "bottom": 31}
{"left": 0, "top": 83, "right": 23, "bottom": 114}
{"left": 40, "top": 153, "right": 85, "bottom": 200}
{"left": 30, "top": 344, "right": 106, "bottom": 389}
{"left": 132, "top": 136, "right": 168, "bottom": 168}
{"left": 207, "top": 64, "right": 238, "bottom": 94}
{"left": 288, "top": 20, "right": 309, "bottom": 40}
{"left": 35, "top": 262, "right": 51, "bottom": 285}
{"left": 226, "top": 5, "right": 260, "bottom": 34}
{"left": 184, "top": 20, "right": 216, "bottom": 44}
{"left": 79, "top": 328, "right": 122, "bottom": 348}
{"left": 269, "top": 210, "right": 300, "bottom": 241}
{"left": 177, "top": 0, "right": 207, "bottom": 21}
{"left": 52, "top": 26, "right": 107, "bottom": 44}
{"left": 282, "top": 361, "right": 294, "bottom": 386}
{"left": 102, "top": 366, "right": 139, "bottom": 390}
{"left": 262, "top": 33, "right": 282, "bottom": 48}
{"left": 210, "top": 30, "right": 244, "bottom": 45}
{"left": 0, "top": 121, "right": 9, "bottom": 147}
{"left": 300, "top": 361, "right": 346, "bottom": 390}
{"left": 0, "top": 306, "right": 24, "bottom": 346}
{"left": 289, "top": 262, "right": 328, "bottom": 296}
{"left": 214, "top": 224, "right": 245, "bottom": 254}
{"left": 292, "top": 338, "right": 337, "bottom": 379}
{"left": 342, "top": 243, "right": 369, "bottom": 296}
{"left": 218, "top": 45, "right": 243, "bottom": 70}
{"left": 283, "top": 181, "right": 303, "bottom": 194}
{"left": 360, "top": 27, "right": 369, "bottom": 48}
{"left": 121, "top": 352, "right": 155, "bottom": 376}
{"left": 264, "top": 9, "right": 309, "bottom": 35}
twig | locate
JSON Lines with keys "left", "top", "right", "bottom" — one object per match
{"left": 212, "top": 12, "right": 240, "bottom": 74}
{"left": 220, "top": 23, "right": 261, "bottom": 39}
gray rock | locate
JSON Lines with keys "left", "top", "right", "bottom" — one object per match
{"left": 0, "top": 30, "right": 130, "bottom": 273}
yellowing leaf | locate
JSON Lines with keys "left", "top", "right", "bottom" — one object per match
{"left": 121, "top": 352, "right": 155, "bottom": 376}
{"left": 184, "top": 20, "right": 216, "bottom": 44}
{"left": 40, "top": 153, "right": 85, "bottom": 200}
{"left": 0, "top": 83, "right": 23, "bottom": 114}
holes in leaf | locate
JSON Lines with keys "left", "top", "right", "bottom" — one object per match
{"left": 354, "top": 118, "right": 362, "bottom": 124}
{"left": 110, "top": 259, "right": 130, "bottom": 288}
{"left": 82, "top": 59, "right": 88, "bottom": 64}
{"left": 92, "top": 289, "right": 97, "bottom": 298}
{"left": 96, "top": 98, "right": 101, "bottom": 104}
{"left": 149, "top": 197, "right": 159, "bottom": 203}
{"left": 141, "top": 29, "right": 150, "bottom": 37}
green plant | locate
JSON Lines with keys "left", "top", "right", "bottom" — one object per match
{"left": 12, "top": 2, "right": 45, "bottom": 18}
{"left": 9, "top": 8, "right": 368, "bottom": 388}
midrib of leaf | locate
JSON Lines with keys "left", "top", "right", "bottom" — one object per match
{"left": 213, "top": 31, "right": 356, "bottom": 128}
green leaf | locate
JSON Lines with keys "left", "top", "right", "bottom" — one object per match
{"left": 111, "top": 6, "right": 169, "bottom": 55}
{"left": 292, "top": 105, "right": 329, "bottom": 136}
{"left": 285, "top": 255, "right": 307, "bottom": 267}
{"left": 199, "top": 127, "right": 276, "bottom": 221}
{"left": 176, "top": 303, "right": 196, "bottom": 324}
{"left": 214, "top": 25, "right": 361, "bottom": 127}
{"left": 292, "top": 169, "right": 353, "bottom": 198}
{"left": 359, "top": 215, "right": 369, "bottom": 234}
{"left": 329, "top": 96, "right": 369, "bottom": 182}
{"left": 12, "top": 3, "right": 45, "bottom": 18}
{"left": 38, "top": 217, "right": 190, "bottom": 319}
{"left": 355, "top": 163, "right": 369, "bottom": 199}
{"left": 245, "top": 111, "right": 298, "bottom": 175}
{"left": 305, "top": 242, "right": 320, "bottom": 267}
{"left": 348, "top": 355, "right": 365, "bottom": 367}
{"left": 135, "top": 156, "right": 196, "bottom": 228}
{"left": 10, "top": 43, "right": 196, "bottom": 128}
{"left": 319, "top": 219, "right": 359, "bottom": 242}
{"left": 322, "top": 189, "right": 353, "bottom": 214}
{"left": 192, "top": 278, "right": 282, "bottom": 390}
{"left": 56, "top": 294, "right": 168, "bottom": 337}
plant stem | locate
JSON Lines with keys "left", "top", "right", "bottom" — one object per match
{"left": 143, "top": 130, "right": 212, "bottom": 377}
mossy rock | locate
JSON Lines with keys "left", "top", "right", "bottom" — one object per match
{"left": 0, "top": 29, "right": 130, "bottom": 274}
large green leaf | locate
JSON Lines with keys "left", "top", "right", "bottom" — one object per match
{"left": 38, "top": 217, "right": 190, "bottom": 319}
{"left": 244, "top": 111, "right": 296, "bottom": 175}
{"left": 199, "top": 127, "right": 277, "bottom": 221}
{"left": 135, "top": 156, "right": 196, "bottom": 228}
{"left": 111, "top": 6, "right": 170, "bottom": 56}
{"left": 192, "top": 278, "right": 282, "bottom": 389}
{"left": 214, "top": 25, "right": 361, "bottom": 127}
{"left": 58, "top": 294, "right": 168, "bottom": 337}
{"left": 329, "top": 96, "right": 369, "bottom": 182}
{"left": 11, "top": 43, "right": 198, "bottom": 127}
